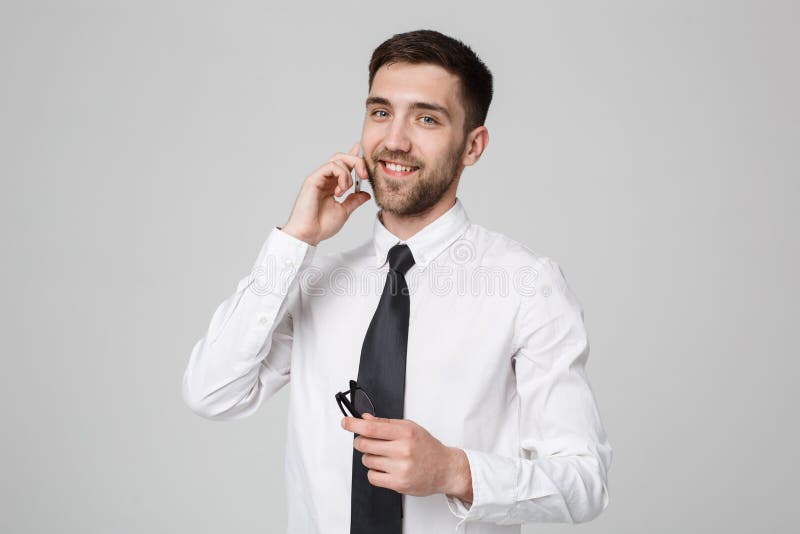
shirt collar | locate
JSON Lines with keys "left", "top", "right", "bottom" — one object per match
{"left": 372, "top": 196, "right": 471, "bottom": 270}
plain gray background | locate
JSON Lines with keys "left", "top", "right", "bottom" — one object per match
{"left": 2, "top": 1, "right": 797, "bottom": 532}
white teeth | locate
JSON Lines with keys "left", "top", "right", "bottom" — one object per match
{"left": 385, "top": 161, "right": 415, "bottom": 173}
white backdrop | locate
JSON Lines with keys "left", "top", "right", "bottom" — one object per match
{"left": 1, "top": 1, "right": 797, "bottom": 533}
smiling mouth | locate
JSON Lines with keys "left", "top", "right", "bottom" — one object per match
{"left": 379, "top": 160, "right": 420, "bottom": 177}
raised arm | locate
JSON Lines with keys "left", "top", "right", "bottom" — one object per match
{"left": 181, "top": 227, "right": 314, "bottom": 420}
{"left": 182, "top": 142, "right": 371, "bottom": 421}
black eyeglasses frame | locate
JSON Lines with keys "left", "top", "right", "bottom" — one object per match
{"left": 335, "top": 379, "right": 376, "bottom": 419}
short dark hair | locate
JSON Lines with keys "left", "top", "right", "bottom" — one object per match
{"left": 368, "top": 29, "right": 493, "bottom": 138}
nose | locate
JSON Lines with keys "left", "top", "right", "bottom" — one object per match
{"left": 383, "top": 115, "right": 412, "bottom": 154}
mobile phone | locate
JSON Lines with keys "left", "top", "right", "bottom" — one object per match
{"left": 352, "top": 148, "right": 362, "bottom": 193}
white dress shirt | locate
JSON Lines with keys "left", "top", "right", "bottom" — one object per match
{"left": 182, "top": 197, "right": 613, "bottom": 533}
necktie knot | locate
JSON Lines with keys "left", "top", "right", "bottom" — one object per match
{"left": 387, "top": 244, "right": 415, "bottom": 276}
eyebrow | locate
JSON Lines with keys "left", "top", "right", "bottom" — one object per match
{"left": 365, "top": 96, "right": 451, "bottom": 121}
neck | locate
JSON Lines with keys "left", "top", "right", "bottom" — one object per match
{"left": 379, "top": 193, "right": 458, "bottom": 241}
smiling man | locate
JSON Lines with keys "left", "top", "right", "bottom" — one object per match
{"left": 182, "top": 29, "right": 612, "bottom": 533}
{"left": 363, "top": 62, "right": 468, "bottom": 221}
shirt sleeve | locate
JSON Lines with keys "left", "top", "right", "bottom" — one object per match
{"left": 181, "top": 226, "right": 316, "bottom": 421}
{"left": 446, "top": 257, "right": 613, "bottom": 526}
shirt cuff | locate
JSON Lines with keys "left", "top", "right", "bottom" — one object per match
{"left": 253, "top": 226, "right": 316, "bottom": 267}
{"left": 446, "top": 448, "right": 515, "bottom": 526}
{"left": 445, "top": 448, "right": 560, "bottom": 527}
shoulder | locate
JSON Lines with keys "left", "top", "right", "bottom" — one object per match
{"left": 461, "top": 222, "right": 553, "bottom": 272}
{"left": 464, "top": 223, "right": 581, "bottom": 315}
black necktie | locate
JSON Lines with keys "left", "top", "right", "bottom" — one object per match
{"left": 351, "top": 243, "right": 415, "bottom": 534}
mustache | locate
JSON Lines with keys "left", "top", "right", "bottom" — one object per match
{"left": 372, "top": 153, "right": 422, "bottom": 168}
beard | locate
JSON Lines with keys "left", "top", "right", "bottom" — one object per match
{"left": 366, "top": 139, "right": 465, "bottom": 217}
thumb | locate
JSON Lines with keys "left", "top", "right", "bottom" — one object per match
{"left": 362, "top": 413, "right": 392, "bottom": 423}
{"left": 341, "top": 191, "right": 371, "bottom": 216}
{"left": 349, "top": 142, "right": 360, "bottom": 156}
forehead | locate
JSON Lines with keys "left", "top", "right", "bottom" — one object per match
{"left": 369, "top": 62, "right": 462, "bottom": 116}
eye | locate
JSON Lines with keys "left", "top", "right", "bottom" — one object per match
{"left": 420, "top": 115, "right": 438, "bottom": 125}
{"left": 371, "top": 110, "right": 388, "bottom": 118}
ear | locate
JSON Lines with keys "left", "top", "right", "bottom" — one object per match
{"left": 462, "top": 126, "right": 489, "bottom": 167}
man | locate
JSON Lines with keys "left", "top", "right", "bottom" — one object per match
{"left": 182, "top": 29, "right": 612, "bottom": 533}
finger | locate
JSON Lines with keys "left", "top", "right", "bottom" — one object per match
{"left": 354, "top": 435, "right": 397, "bottom": 456}
{"left": 340, "top": 191, "right": 371, "bottom": 215}
{"left": 362, "top": 413, "right": 391, "bottom": 423}
{"left": 346, "top": 417, "right": 404, "bottom": 440}
{"left": 329, "top": 160, "right": 352, "bottom": 196}
{"left": 362, "top": 452, "right": 393, "bottom": 473}
{"left": 367, "top": 469, "right": 394, "bottom": 490}
{"left": 348, "top": 141, "right": 367, "bottom": 179}
{"left": 318, "top": 161, "right": 348, "bottom": 181}
{"left": 328, "top": 152, "right": 368, "bottom": 180}
{"left": 315, "top": 161, "right": 348, "bottom": 194}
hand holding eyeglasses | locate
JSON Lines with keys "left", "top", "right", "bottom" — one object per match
{"left": 335, "top": 380, "right": 376, "bottom": 419}
{"left": 340, "top": 412, "right": 474, "bottom": 503}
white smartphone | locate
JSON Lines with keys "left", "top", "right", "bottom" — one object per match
{"left": 352, "top": 168, "right": 360, "bottom": 194}
{"left": 352, "top": 148, "right": 362, "bottom": 193}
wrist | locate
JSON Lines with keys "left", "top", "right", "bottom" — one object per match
{"left": 444, "top": 447, "right": 473, "bottom": 504}
{"left": 279, "top": 224, "right": 319, "bottom": 246}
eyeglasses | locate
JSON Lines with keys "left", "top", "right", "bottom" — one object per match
{"left": 335, "top": 379, "right": 376, "bottom": 418}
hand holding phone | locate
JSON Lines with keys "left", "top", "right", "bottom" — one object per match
{"left": 281, "top": 142, "right": 371, "bottom": 246}
{"left": 352, "top": 147, "right": 362, "bottom": 194}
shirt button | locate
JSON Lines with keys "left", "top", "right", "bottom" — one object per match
{"left": 256, "top": 312, "right": 270, "bottom": 327}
